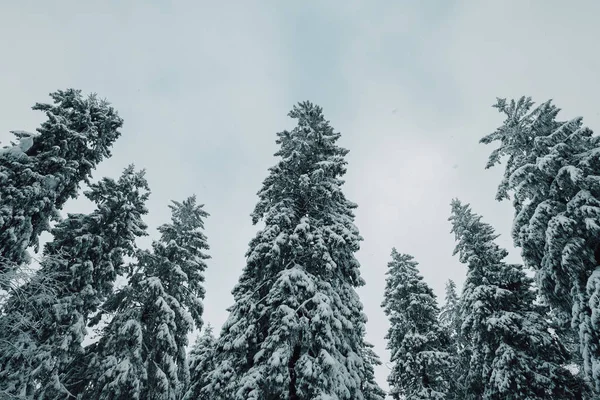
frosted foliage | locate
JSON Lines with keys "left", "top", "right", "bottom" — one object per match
{"left": 85, "top": 196, "right": 210, "bottom": 400}
{"left": 586, "top": 269, "right": 600, "bottom": 390}
{"left": 0, "top": 89, "right": 123, "bottom": 278}
{"left": 184, "top": 325, "right": 217, "bottom": 400}
{"left": 0, "top": 166, "right": 149, "bottom": 399}
{"left": 382, "top": 249, "right": 453, "bottom": 400}
{"left": 203, "top": 102, "right": 383, "bottom": 399}
{"left": 449, "top": 199, "right": 579, "bottom": 399}
{"left": 479, "top": 97, "right": 562, "bottom": 201}
{"left": 439, "top": 280, "right": 460, "bottom": 341}
{"left": 84, "top": 310, "right": 147, "bottom": 400}
{"left": 482, "top": 96, "right": 600, "bottom": 393}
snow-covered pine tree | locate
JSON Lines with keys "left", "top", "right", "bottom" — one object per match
{"left": 359, "top": 341, "right": 387, "bottom": 400}
{"left": 183, "top": 324, "right": 217, "bottom": 400}
{"left": 439, "top": 279, "right": 460, "bottom": 340}
{"left": 0, "top": 89, "right": 123, "bottom": 279}
{"left": 79, "top": 284, "right": 146, "bottom": 400}
{"left": 479, "top": 97, "right": 562, "bottom": 202}
{"left": 449, "top": 199, "right": 579, "bottom": 399}
{"left": 481, "top": 97, "right": 600, "bottom": 392}
{"left": 203, "top": 101, "right": 384, "bottom": 400}
{"left": 0, "top": 165, "right": 149, "bottom": 399}
{"left": 85, "top": 196, "right": 210, "bottom": 400}
{"left": 438, "top": 279, "right": 463, "bottom": 399}
{"left": 382, "top": 249, "right": 452, "bottom": 400}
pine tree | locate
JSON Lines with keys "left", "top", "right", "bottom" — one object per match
{"left": 0, "top": 165, "right": 149, "bottom": 399}
{"left": 382, "top": 249, "right": 452, "bottom": 400}
{"left": 439, "top": 279, "right": 463, "bottom": 399}
{"left": 0, "top": 89, "right": 123, "bottom": 279}
{"left": 79, "top": 289, "right": 147, "bottom": 400}
{"left": 439, "top": 279, "right": 460, "bottom": 340}
{"left": 449, "top": 199, "right": 579, "bottom": 399}
{"left": 481, "top": 97, "right": 600, "bottom": 392}
{"left": 359, "top": 341, "right": 387, "bottom": 400}
{"left": 479, "top": 97, "right": 562, "bottom": 202}
{"left": 183, "top": 324, "right": 217, "bottom": 400}
{"left": 203, "top": 101, "right": 384, "bottom": 400}
{"left": 85, "top": 196, "right": 210, "bottom": 400}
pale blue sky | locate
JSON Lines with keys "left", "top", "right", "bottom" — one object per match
{"left": 2, "top": 1, "right": 599, "bottom": 394}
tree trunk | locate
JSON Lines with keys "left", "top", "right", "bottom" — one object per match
{"left": 288, "top": 343, "right": 302, "bottom": 400}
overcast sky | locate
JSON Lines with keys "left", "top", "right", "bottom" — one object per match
{"left": 2, "top": 0, "right": 600, "bottom": 393}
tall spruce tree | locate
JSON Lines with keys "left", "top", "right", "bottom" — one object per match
{"left": 203, "top": 101, "right": 384, "bottom": 400}
{"left": 184, "top": 324, "right": 217, "bottom": 400}
{"left": 84, "top": 196, "right": 210, "bottom": 400}
{"left": 0, "top": 165, "right": 149, "bottom": 399}
{"left": 0, "top": 89, "right": 123, "bottom": 279}
{"left": 481, "top": 97, "right": 600, "bottom": 392}
{"left": 449, "top": 199, "right": 579, "bottom": 399}
{"left": 382, "top": 249, "right": 452, "bottom": 400}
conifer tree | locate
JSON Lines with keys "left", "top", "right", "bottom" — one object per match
{"left": 382, "top": 249, "right": 452, "bottom": 400}
{"left": 85, "top": 196, "right": 210, "bottom": 400}
{"left": 0, "top": 89, "right": 123, "bottom": 279}
{"left": 0, "top": 166, "right": 149, "bottom": 399}
{"left": 183, "top": 324, "right": 217, "bottom": 400}
{"left": 439, "top": 279, "right": 463, "bottom": 399}
{"left": 481, "top": 97, "right": 600, "bottom": 391}
{"left": 358, "top": 341, "right": 387, "bottom": 400}
{"left": 439, "top": 279, "right": 460, "bottom": 340}
{"left": 479, "top": 97, "right": 562, "bottom": 202}
{"left": 203, "top": 101, "right": 384, "bottom": 400}
{"left": 449, "top": 199, "right": 578, "bottom": 399}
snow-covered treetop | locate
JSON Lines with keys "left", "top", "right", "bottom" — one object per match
{"left": 247, "top": 100, "right": 363, "bottom": 286}
{"left": 253, "top": 101, "right": 352, "bottom": 220}
{"left": 191, "top": 323, "right": 216, "bottom": 357}
{"left": 27, "top": 88, "right": 124, "bottom": 204}
{"left": 443, "top": 279, "right": 458, "bottom": 303}
{"left": 449, "top": 199, "right": 509, "bottom": 268}
{"left": 439, "top": 279, "right": 459, "bottom": 333}
{"left": 382, "top": 248, "right": 442, "bottom": 349}
{"left": 51, "top": 164, "right": 150, "bottom": 264}
{"left": 44, "top": 164, "right": 149, "bottom": 310}
{"left": 157, "top": 195, "right": 210, "bottom": 255}
{"left": 480, "top": 96, "right": 561, "bottom": 200}
{"left": 149, "top": 195, "right": 210, "bottom": 328}
{"left": 479, "top": 96, "right": 563, "bottom": 200}
{"left": 0, "top": 89, "right": 124, "bottom": 271}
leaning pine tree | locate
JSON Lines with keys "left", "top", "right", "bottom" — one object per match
{"left": 203, "top": 101, "right": 384, "bottom": 400}
{"left": 481, "top": 96, "right": 600, "bottom": 392}
{"left": 449, "top": 199, "right": 580, "bottom": 399}
{"left": 84, "top": 196, "right": 210, "bottom": 400}
{"left": 382, "top": 249, "right": 452, "bottom": 400}
{"left": 0, "top": 165, "right": 149, "bottom": 399}
{"left": 0, "top": 89, "right": 123, "bottom": 279}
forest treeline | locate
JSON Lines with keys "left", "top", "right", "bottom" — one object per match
{"left": 0, "top": 90, "right": 599, "bottom": 399}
